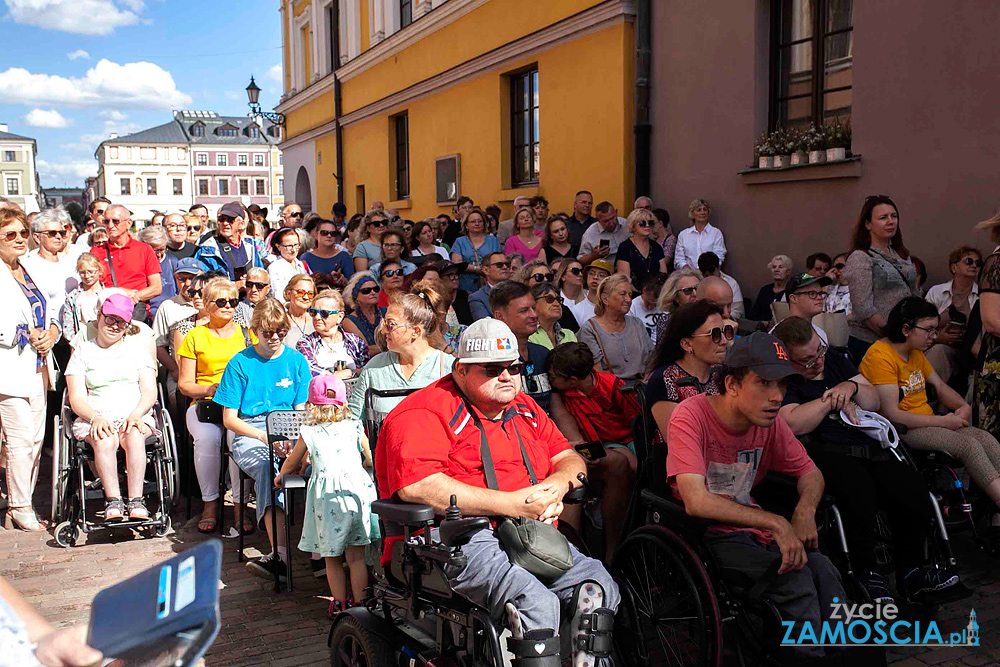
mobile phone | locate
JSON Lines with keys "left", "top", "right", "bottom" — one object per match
{"left": 599, "top": 239, "right": 611, "bottom": 249}
{"left": 574, "top": 441, "right": 607, "bottom": 461}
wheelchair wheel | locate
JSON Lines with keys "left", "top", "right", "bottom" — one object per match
{"left": 330, "top": 615, "right": 391, "bottom": 667}
{"left": 611, "top": 525, "right": 723, "bottom": 667}
{"left": 54, "top": 521, "right": 82, "bottom": 548}
{"left": 160, "top": 406, "right": 180, "bottom": 504}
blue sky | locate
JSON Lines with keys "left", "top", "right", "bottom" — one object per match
{"left": 0, "top": 0, "right": 284, "bottom": 187}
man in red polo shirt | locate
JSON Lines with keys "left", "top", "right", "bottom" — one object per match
{"left": 96, "top": 204, "right": 162, "bottom": 311}
{"left": 377, "top": 318, "right": 619, "bottom": 667}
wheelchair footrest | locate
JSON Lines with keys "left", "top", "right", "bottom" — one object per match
{"left": 507, "top": 632, "right": 560, "bottom": 667}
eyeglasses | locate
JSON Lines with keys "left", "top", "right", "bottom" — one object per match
{"left": 42, "top": 230, "right": 69, "bottom": 238}
{"left": 382, "top": 269, "right": 404, "bottom": 278}
{"left": 383, "top": 319, "right": 411, "bottom": 333}
{"left": 260, "top": 328, "right": 289, "bottom": 340}
{"left": 369, "top": 220, "right": 388, "bottom": 228}
{"left": 278, "top": 243, "right": 300, "bottom": 250}
{"left": 912, "top": 324, "right": 939, "bottom": 337}
{"left": 538, "top": 295, "right": 563, "bottom": 305}
{"left": 794, "top": 289, "right": 828, "bottom": 300}
{"left": 287, "top": 212, "right": 303, "bottom": 218}
{"left": 689, "top": 325, "right": 736, "bottom": 345}
{"left": 166, "top": 224, "right": 186, "bottom": 230}
{"left": 568, "top": 267, "right": 583, "bottom": 275}
{"left": 103, "top": 315, "right": 128, "bottom": 328}
{"left": 3, "top": 229, "right": 30, "bottom": 242}
{"left": 187, "top": 288, "right": 203, "bottom": 297}
{"left": 834, "top": 262, "right": 846, "bottom": 270}
{"left": 531, "top": 273, "right": 554, "bottom": 283}
{"left": 211, "top": 298, "right": 240, "bottom": 308}
{"left": 318, "top": 229, "right": 337, "bottom": 237}
{"left": 490, "top": 261, "right": 512, "bottom": 269}
{"left": 358, "top": 285, "right": 381, "bottom": 295}
{"left": 474, "top": 362, "right": 525, "bottom": 377}
{"left": 791, "top": 341, "right": 828, "bottom": 370}
{"left": 679, "top": 286, "right": 697, "bottom": 296}
{"left": 636, "top": 221, "right": 651, "bottom": 228}
{"left": 107, "top": 218, "right": 131, "bottom": 226}
{"left": 308, "top": 307, "right": 341, "bottom": 318}
{"left": 187, "top": 225, "right": 202, "bottom": 232}
{"left": 292, "top": 289, "right": 316, "bottom": 299}
{"left": 246, "top": 280, "right": 269, "bottom": 291}
{"left": 962, "top": 257, "right": 984, "bottom": 267}
{"left": 443, "top": 272, "right": 460, "bottom": 280}
{"left": 382, "top": 243, "right": 403, "bottom": 249}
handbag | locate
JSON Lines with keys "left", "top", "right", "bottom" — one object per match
{"left": 456, "top": 387, "right": 573, "bottom": 585}
{"left": 196, "top": 400, "right": 223, "bottom": 424}
{"left": 103, "top": 243, "right": 148, "bottom": 323}
{"left": 587, "top": 320, "right": 613, "bottom": 372}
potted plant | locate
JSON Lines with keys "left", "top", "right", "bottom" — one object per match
{"left": 802, "top": 125, "right": 826, "bottom": 164}
{"left": 755, "top": 132, "right": 776, "bottom": 168}
{"left": 789, "top": 128, "right": 808, "bottom": 166}
{"left": 825, "top": 119, "right": 851, "bottom": 161}
{"left": 771, "top": 128, "right": 794, "bottom": 168}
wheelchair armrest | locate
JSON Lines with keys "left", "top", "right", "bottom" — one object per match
{"left": 144, "top": 434, "right": 158, "bottom": 448}
{"left": 373, "top": 499, "right": 435, "bottom": 526}
{"left": 439, "top": 516, "right": 490, "bottom": 548}
{"left": 563, "top": 474, "right": 591, "bottom": 504}
{"left": 278, "top": 474, "right": 306, "bottom": 490}
{"left": 890, "top": 421, "right": 909, "bottom": 435}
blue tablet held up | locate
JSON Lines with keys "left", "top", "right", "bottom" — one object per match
{"left": 87, "top": 540, "right": 223, "bottom": 666}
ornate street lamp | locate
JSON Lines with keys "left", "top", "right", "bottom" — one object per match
{"left": 246, "top": 76, "right": 285, "bottom": 127}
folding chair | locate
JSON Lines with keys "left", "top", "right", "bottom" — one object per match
{"left": 265, "top": 409, "right": 309, "bottom": 593}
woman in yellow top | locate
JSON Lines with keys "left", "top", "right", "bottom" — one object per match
{"left": 178, "top": 277, "right": 257, "bottom": 533}
{"left": 860, "top": 296, "right": 1000, "bottom": 518}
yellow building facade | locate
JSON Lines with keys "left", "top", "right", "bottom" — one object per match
{"left": 277, "top": 0, "right": 635, "bottom": 220}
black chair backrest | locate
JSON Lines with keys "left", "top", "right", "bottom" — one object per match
{"left": 363, "top": 387, "right": 421, "bottom": 453}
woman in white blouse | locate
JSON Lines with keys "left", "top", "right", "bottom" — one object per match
{"left": 410, "top": 220, "right": 449, "bottom": 260}
{"left": 673, "top": 198, "right": 727, "bottom": 270}
{"left": 268, "top": 228, "right": 310, "bottom": 303}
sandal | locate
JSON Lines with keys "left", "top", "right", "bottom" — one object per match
{"left": 10, "top": 508, "right": 44, "bottom": 531}
{"left": 104, "top": 498, "right": 125, "bottom": 522}
{"left": 328, "top": 599, "right": 347, "bottom": 620}
{"left": 197, "top": 516, "right": 217, "bottom": 533}
{"left": 127, "top": 498, "right": 149, "bottom": 521}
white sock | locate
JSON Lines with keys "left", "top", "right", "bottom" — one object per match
{"left": 277, "top": 546, "right": 288, "bottom": 562}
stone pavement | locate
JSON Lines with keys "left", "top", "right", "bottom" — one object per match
{"left": 2, "top": 485, "right": 999, "bottom": 666}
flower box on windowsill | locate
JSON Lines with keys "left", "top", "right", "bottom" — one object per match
{"left": 740, "top": 155, "right": 862, "bottom": 184}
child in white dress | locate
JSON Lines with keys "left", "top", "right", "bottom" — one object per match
{"left": 275, "top": 375, "right": 378, "bottom": 617}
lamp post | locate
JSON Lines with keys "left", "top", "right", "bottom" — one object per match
{"left": 246, "top": 76, "right": 285, "bottom": 127}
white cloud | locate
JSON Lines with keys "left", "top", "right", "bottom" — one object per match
{"left": 0, "top": 59, "right": 192, "bottom": 110}
{"left": 5, "top": 0, "right": 142, "bottom": 35}
{"left": 37, "top": 158, "right": 96, "bottom": 185}
{"left": 99, "top": 109, "right": 126, "bottom": 121}
{"left": 67, "top": 49, "right": 90, "bottom": 60}
{"left": 59, "top": 133, "right": 105, "bottom": 152}
{"left": 266, "top": 64, "right": 283, "bottom": 86}
{"left": 23, "top": 108, "right": 72, "bottom": 128}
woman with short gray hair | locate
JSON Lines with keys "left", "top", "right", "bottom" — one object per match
{"left": 138, "top": 224, "right": 176, "bottom": 318}
{"left": 672, "top": 198, "right": 727, "bottom": 270}
{"left": 749, "top": 254, "right": 793, "bottom": 322}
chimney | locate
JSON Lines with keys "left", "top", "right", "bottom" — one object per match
{"left": 109, "top": 132, "right": 118, "bottom": 139}
{"left": 0, "top": 123, "right": 7, "bottom": 133}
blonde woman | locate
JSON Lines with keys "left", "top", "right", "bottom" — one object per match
{"left": 616, "top": 208, "right": 667, "bottom": 289}
{"left": 352, "top": 211, "right": 389, "bottom": 272}
{"left": 282, "top": 273, "right": 317, "bottom": 348}
{"left": 749, "top": 254, "right": 793, "bottom": 321}
{"left": 296, "top": 288, "right": 369, "bottom": 378}
{"left": 656, "top": 267, "right": 704, "bottom": 321}
{"left": 673, "top": 198, "right": 727, "bottom": 270}
{"left": 61, "top": 252, "right": 105, "bottom": 343}
{"left": 578, "top": 273, "right": 653, "bottom": 380}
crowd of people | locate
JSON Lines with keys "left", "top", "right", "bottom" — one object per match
{"left": 3, "top": 187, "right": 1000, "bottom": 664}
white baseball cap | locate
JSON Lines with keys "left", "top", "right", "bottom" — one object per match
{"left": 457, "top": 318, "right": 520, "bottom": 364}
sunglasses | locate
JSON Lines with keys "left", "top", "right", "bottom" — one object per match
{"left": 538, "top": 295, "right": 563, "bottom": 305}
{"left": 318, "top": 229, "right": 337, "bottom": 237}
{"left": 680, "top": 286, "right": 697, "bottom": 296}
{"left": 187, "top": 288, "right": 203, "bottom": 297}
{"left": 287, "top": 212, "right": 303, "bottom": 218}
{"left": 261, "top": 328, "right": 289, "bottom": 340}
{"left": 3, "top": 229, "right": 30, "bottom": 242}
{"left": 358, "top": 285, "right": 381, "bottom": 295}
{"left": 308, "top": 307, "right": 341, "bottom": 318}
{"left": 292, "top": 289, "right": 316, "bottom": 299}
{"left": 383, "top": 319, "right": 410, "bottom": 333}
{"left": 834, "top": 262, "right": 846, "bottom": 270}
{"left": 186, "top": 225, "right": 202, "bottom": 232}
{"left": 962, "top": 257, "right": 984, "bottom": 267}
{"left": 42, "top": 229, "right": 69, "bottom": 238}
{"left": 568, "top": 267, "right": 583, "bottom": 275}
{"left": 490, "top": 261, "right": 512, "bottom": 269}
{"left": 635, "top": 221, "right": 650, "bottom": 228}
{"left": 689, "top": 325, "right": 736, "bottom": 344}
{"left": 212, "top": 298, "right": 240, "bottom": 308}
{"left": 382, "top": 269, "right": 404, "bottom": 277}
{"left": 532, "top": 273, "right": 554, "bottom": 283}
{"left": 369, "top": 220, "right": 388, "bottom": 228}
{"left": 246, "top": 280, "right": 269, "bottom": 290}
{"left": 475, "top": 362, "right": 525, "bottom": 377}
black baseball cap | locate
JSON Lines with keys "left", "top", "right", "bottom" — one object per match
{"left": 786, "top": 272, "right": 832, "bottom": 295}
{"left": 217, "top": 201, "right": 244, "bottom": 219}
{"left": 724, "top": 332, "right": 799, "bottom": 381}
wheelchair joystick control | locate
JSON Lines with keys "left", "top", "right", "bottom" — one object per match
{"left": 445, "top": 494, "right": 461, "bottom": 521}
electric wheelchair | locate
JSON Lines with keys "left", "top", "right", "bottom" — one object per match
{"left": 50, "top": 384, "right": 180, "bottom": 547}
{"left": 326, "top": 387, "right": 620, "bottom": 667}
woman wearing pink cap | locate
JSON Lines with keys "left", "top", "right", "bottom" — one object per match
{"left": 65, "top": 292, "right": 158, "bottom": 522}
{"left": 275, "top": 374, "right": 378, "bottom": 617}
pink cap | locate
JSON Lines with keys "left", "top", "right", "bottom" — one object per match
{"left": 101, "top": 293, "right": 135, "bottom": 322}
{"left": 308, "top": 375, "right": 347, "bottom": 407}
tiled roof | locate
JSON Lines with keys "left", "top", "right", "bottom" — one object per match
{"left": 174, "top": 110, "right": 281, "bottom": 146}
{"left": 0, "top": 129, "right": 36, "bottom": 142}
{"left": 102, "top": 120, "right": 188, "bottom": 145}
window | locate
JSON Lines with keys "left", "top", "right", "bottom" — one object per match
{"left": 3, "top": 151, "right": 14, "bottom": 162}
{"left": 255, "top": 178, "right": 266, "bottom": 195}
{"left": 400, "top": 0, "right": 412, "bottom": 28}
{"left": 198, "top": 179, "right": 209, "bottom": 196}
{"left": 278, "top": 153, "right": 283, "bottom": 165}
{"left": 237, "top": 154, "right": 248, "bottom": 166}
{"left": 278, "top": 178, "right": 284, "bottom": 196}
{"left": 191, "top": 124, "right": 205, "bottom": 137}
{"left": 217, "top": 125, "right": 239, "bottom": 137}
{"left": 196, "top": 153, "right": 207, "bottom": 166}
{"left": 146, "top": 178, "right": 157, "bottom": 195}
{"left": 216, "top": 154, "right": 228, "bottom": 166}
{"left": 770, "top": 0, "right": 853, "bottom": 129}
{"left": 510, "top": 68, "right": 540, "bottom": 185}
{"left": 173, "top": 178, "right": 183, "bottom": 195}
{"left": 109, "top": 146, "right": 118, "bottom": 159}
{"left": 5, "top": 177, "right": 18, "bottom": 195}
{"left": 393, "top": 112, "right": 410, "bottom": 199}
{"left": 238, "top": 178, "right": 249, "bottom": 196}
{"left": 140, "top": 147, "right": 156, "bottom": 160}
{"left": 219, "top": 179, "right": 230, "bottom": 196}
{"left": 254, "top": 154, "right": 265, "bottom": 167}
{"left": 120, "top": 178, "right": 130, "bottom": 195}
{"left": 249, "top": 126, "right": 260, "bottom": 139}
{"left": 178, "top": 148, "right": 186, "bottom": 159}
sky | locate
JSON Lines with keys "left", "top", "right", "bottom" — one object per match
{"left": 0, "top": 0, "right": 284, "bottom": 187}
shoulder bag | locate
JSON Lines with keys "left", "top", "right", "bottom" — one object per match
{"left": 195, "top": 325, "right": 251, "bottom": 424}
{"left": 586, "top": 320, "right": 613, "bottom": 372}
{"left": 103, "top": 243, "right": 149, "bottom": 323}
{"left": 455, "top": 386, "right": 573, "bottom": 584}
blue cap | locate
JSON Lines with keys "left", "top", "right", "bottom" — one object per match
{"left": 174, "top": 257, "right": 206, "bottom": 276}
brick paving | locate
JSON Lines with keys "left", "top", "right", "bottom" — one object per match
{"left": 2, "top": 470, "right": 998, "bottom": 666}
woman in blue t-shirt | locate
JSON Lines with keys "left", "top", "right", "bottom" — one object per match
{"left": 215, "top": 297, "right": 312, "bottom": 584}
{"left": 449, "top": 207, "right": 500, "bottom": 293}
